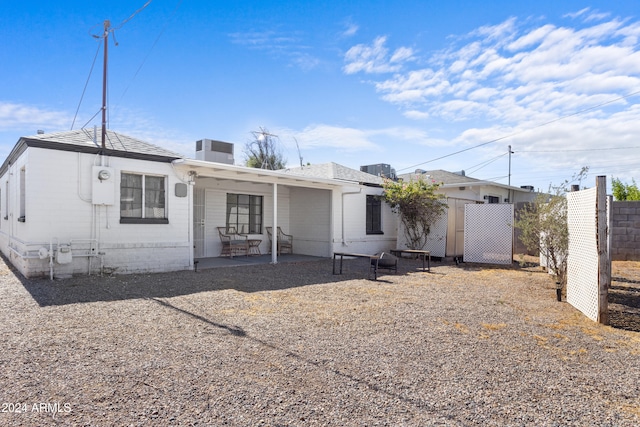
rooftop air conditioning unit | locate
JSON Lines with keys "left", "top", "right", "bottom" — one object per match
{"left": 360, "top": 163, "right": 397, "bottom": 180}
{"left": 195, "top": 139, "right": 234, "bottom": 164}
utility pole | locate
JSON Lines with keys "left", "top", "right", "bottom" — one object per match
{"left": 508, "top": 145, "right": 514, "bottom": 187}
{"left": 101, "top": 20, "right": 110, "bottom": 150}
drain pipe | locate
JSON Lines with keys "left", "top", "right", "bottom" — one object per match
{"left": 341, "top": 187, "right": 362, "bottom": 245}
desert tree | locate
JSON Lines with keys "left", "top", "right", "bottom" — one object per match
{"left": 515, "top": 167, "right": 589, "bottom": 288}
{"left": 244, "top": 127, "right": 287, "bottom": 170}
{"left": 380, "top": 176, "right": 447, "bottom": 250}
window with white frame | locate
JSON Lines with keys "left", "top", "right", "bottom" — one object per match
{"left": 120, "top": 173, "right": 168, "bottom": 224}
{"left": 226, "top": 193, "right": 262, "bottom": 234}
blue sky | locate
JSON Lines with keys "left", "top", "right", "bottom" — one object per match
{"left": 1, "top": 0, "right": 639, "bottom": 192}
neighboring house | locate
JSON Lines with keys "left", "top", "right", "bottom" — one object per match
{"left": 0, "top": 131, "right": 397, "bottom": 278}
{"left": 397, "top": 169, "right": 539, "bottom": 258}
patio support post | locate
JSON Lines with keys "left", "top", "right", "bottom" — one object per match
{"left": 272, "top": 183, "right": 278, "bottom": 264}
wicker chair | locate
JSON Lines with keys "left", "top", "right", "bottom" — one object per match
{"left": 217, "top": 227, "right": 248, "bottom": 258}
{"left": 266, "top": 226, "right": 293, "bottom": 255}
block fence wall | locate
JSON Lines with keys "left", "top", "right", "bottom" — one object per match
{"left": 611, "top": 201, "right": 640, "bottom": 261}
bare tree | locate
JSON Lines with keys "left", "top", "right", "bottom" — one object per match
{"left": 244, "top": 127, "right": 287, "bottom": 170}
{"left": 515, "top": 167, "right": 589, "bottom": 290}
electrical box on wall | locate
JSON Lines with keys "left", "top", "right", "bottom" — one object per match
{"left": 92, "top": 166, "right": 115, "bottom": 205}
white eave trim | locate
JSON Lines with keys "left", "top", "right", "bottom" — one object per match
{"left": 172, "top": 158, "right": 344, "bottom": 189}
{"left": 440, "top": 181, "right": 534, "bottom": 193}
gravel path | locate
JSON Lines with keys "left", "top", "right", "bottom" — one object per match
{"left": 1, "top": 256, "right": 639, "bottom": 426}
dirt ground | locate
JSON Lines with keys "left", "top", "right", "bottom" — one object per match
{"left": 1, "top": 255, "right": 638, "bottom": 426}
{"left": 610, "top": 261, "right": 640, "bottom": 332}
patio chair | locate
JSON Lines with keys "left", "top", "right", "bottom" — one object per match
{"left": 370, "top": 252, "right": 398, "bottom": 280}
{"left": 266, "top": 226, "right": 293, "bottom": 255}
{"left": 217, "top": 227, "right": 249, "bottom": 258}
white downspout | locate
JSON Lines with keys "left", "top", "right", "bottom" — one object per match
{"left": 170, "top": 161, "right": 195, "bottom": 270}
{"left": 271, "top": 183, "right": 278, "bottom": 264}
{"left": 187, "top": 179, "right": 194, "bottom": 269}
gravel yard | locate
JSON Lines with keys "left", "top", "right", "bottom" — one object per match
{"left": 1, "top": 255, "right": 639, "bottom": 426}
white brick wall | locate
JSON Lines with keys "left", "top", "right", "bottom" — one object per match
{"left": 331, "top": 187, "right": 397, "bottom": 255}
{"left": 0, "top": 148, "right": 192, "bottom": 277}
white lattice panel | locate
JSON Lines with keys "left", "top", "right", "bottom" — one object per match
{"left": 567, "top": 188, "right": 599, "bottom": 322}
{"left": 396, "top": 204, "right": 447, "bottom": 257}
{"left": 424, "top": 207, "right": 447, "bottom": 258}
{"left": 464, "top": 204, "right": 513, "bottom": 264}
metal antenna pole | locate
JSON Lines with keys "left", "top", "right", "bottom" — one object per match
{"left": 293, "top": 137, "right": 303, "bottom": 167}
{"left": 508, "top": 145, "right": 514, "bottom": 186}
{"left": 101, "top": 20, "right": 110, "bottom": 150}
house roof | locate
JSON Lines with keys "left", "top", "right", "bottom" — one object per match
{"left": 0, "top": 128, "right": 184, "bottom": 177}
{"left": 398, "top": 169, "right": 533, "bottom": 193}
{"left": 397, "top": 169, "right": 482, "bottom": 185}
{"left": 281, "top": 162, "right": 384, "bottom": 186}
{"left": 23, "top": 129, "right": 183, "bottom": 159}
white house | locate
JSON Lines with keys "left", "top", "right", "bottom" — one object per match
{"left": 0, "top": 130, "right": 397, "bottom": 278}
{"left": 397, "top": 169, "right": 539, "bottom": 258}
{"left": 280, "top": 162, "right": 397, "bottom": 254}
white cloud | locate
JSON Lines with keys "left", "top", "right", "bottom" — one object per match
{"left": 342, "top": 23, "right": 359, "bottom": 37}
{"left": 228, "top": 30, "right": 320, "bottom": 71}
{"left": 277, "top": 124, "right": 432, "bottom": 153}
{"left": 343, "top": 36, "right": 415, "bottom": 74}
{"left": 358, "top": 14, "right": 640, "bottom": 127}
{"left": 343, "top": 13, "right": 640, "bottom": 186}
{"left": 403, "top": 110, "right": 430, "bottom": 120}
{"left": 0, "top": 101, "right": 70, "bottom": 132}
{"left": 287, "top": 124, "right": 379, "bottom": 151}
{"left": 564, "top": 8, "right": 610, "bottom": 23}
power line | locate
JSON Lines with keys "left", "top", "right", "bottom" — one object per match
{"left": 116, "top": 0, "right": 183, "bottom": 106}
{"left": 71, "top": 41, "right": 102, "bottom": 130}
{"left": 466, "top": 152, "right": 508, "bottom": 175}
{"left": 113, "top": 1, "right": 153, "bottom": 31}
{"left": 397, "top": 89, "right": 640, "bottom": 172}
{"left": 78, "top": 1, "right": 154, "bottom": 133}
{"left": 521, "top": 146, "right": 640, "bottom": 153}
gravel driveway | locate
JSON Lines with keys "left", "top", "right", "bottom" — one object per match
{"left": 1, "top": 256, "right": 639, "bottom": 426}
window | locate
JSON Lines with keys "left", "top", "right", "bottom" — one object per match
{"left": 4, "top": 181, "right": 7, "bottom": 220}
{"left": 226, "top": 193, "right": 262, "bottom": 234}
{"left": 18, "top": 167, "right": 25, "bottom": 222}
{"left": 120, "top": 173, "right": 168, "bottom": 224}
{"left": 486, "top": 195, "right": 500, "bottom": 204}
{"left": 366, "top": 195, "right": 383, "bottom": 234}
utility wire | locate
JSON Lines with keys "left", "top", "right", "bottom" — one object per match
{"left": 398, "top": 89, "right": 640, "bottom": 172}
{"left": 113, "top": 0, "right": 153, "bottom": 31}
{"left": 116, "top": 0, "right": 183, "bottom": 105}
{"left": 466, "top": 152, "right": 508, "bottom": 175}
{"left": 80, "top": 108, "right": 104, "bottom": 129}
{"left": 77, "top": 1, "right": 154, "bottom": 130}
{"left": 521, "top": 146, "right": 640, "bottom": 153}
{"left": 71, "top": 40, "right": 102, "bottom": 130}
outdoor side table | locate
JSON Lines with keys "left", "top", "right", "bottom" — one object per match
{"left": 390, "top": 249, "right": 431, "bottom": 272}
{"left": 248, "top": 239, "right": 262, "bottom": 256}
